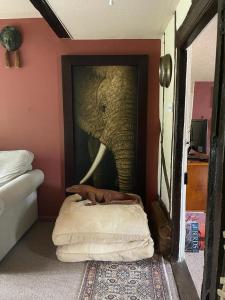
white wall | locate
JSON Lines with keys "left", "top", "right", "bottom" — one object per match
{"left": 191, "top": 15, "right": 217, "bottom": 84}
{"left": 176, "top": 0, "right": 192, "bottom": 29}
{"left": 158, "top": 0, "right": 192, "bottom": 213}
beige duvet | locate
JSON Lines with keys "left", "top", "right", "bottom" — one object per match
{"left": 52, "top": 194, "right": 154, "bottom": 262}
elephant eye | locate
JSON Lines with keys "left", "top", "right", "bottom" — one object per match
{"left": 100, "top": 104, "right": 106, "bottom": 113}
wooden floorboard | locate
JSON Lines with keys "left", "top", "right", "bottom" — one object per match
{"left": 171, "top": 260, "right": 200, "bottom": 300}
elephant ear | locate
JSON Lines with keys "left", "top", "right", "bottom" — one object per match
{"left": 100, "top": 66, "right": 137, "bottom": 148}
{"left": 99, "top": 66, "right": 137, "bottom": 192}
{"left": 74, "top": 66, "right": 106, "bottom": 140}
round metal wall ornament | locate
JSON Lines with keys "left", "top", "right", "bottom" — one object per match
{"left": 159, "top": 54, "right": 172, "bottom": 88}
{"left": 0, "top": 26, "right": 23, "bottom": 68}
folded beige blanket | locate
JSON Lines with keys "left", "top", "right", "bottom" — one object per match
{"left": 52, "top": 194, "right": 154, "bottom": 262}
{"left": 56, "top": 240, "right": 154, "bottom": 262}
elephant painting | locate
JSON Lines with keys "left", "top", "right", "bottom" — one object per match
{"left": 73, "top": 65, "right": 137, "bottom": 193}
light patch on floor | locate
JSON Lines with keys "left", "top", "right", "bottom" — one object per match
{"left": 0, "top": 222, "right": 86, "bottom": 300}
{"left": 185, "top": 251, "right": 204, "bottom": 297}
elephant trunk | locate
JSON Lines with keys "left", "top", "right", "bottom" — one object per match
{"left": 100, "top": 104, "right": 136, "bottom": 193}
{"left": 111, "top": 136, "right": 136, "bottom": 193}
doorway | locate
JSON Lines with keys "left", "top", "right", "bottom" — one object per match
{"left": 181, "top": 16, "right": 217, "bottom": 296}
{"left": 171, "top": 0, "right": 225, "bottom": 299}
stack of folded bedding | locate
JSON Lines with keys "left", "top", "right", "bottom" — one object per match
{"left": 52, "top": 194, "right": 154, "bottom": 262}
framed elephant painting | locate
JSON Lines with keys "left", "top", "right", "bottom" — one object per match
{"left": 62, "top": 55, "right": 148, "bottom": 198}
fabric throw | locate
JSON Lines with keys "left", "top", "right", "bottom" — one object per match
{"left": 78, "top": 254, "right": 172, "bottom": 300}
{"left": 53, "top": 194, "right": 154, "bottom": 262}
{"left": 0, "top": 150, "right": 34, "bottom": 187}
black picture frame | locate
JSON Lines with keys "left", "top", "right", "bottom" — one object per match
{"left": 61, "top": 55, "right": 148, "bottom": 202}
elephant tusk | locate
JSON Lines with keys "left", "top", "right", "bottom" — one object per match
{"left": 79, "top": 143, "right": 107, "bottom": 184}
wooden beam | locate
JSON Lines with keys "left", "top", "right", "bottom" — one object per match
{"left": 176, "top": 0, "right": 217, "bottom": 49}
{"left": 171, "top": 261, "right": 199, "bottom": 300}
{"left": 29, "top": 0, "right": 70, "bottom": 38}
{"left": 171, "top": 48, "right": 187, "bottom": 260}
{"left": 201, "top": 1, "right": 225, "bottom": 298}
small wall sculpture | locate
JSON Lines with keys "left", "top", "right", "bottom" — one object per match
{"left": 0, "top": 26, "right": 22, "bottom": 68}
{"left": 159, "top": 54, "right": 172, "bottom": 88}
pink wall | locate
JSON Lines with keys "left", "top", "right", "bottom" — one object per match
{"left": 192, "top": 81, "right": 214, "bottom": 153}
{"left": 0, "top": 18, "right": 160, "bottom": 218}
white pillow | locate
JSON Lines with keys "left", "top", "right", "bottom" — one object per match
{"left": 52, "top": 194, "right": 152, "bottom": 246}
{"left": 0, "top": 150, "right": 34, "bottom": 187}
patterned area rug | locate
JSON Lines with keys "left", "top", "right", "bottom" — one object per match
{"left": 78, "top": 255, "right": 172, "bottom": 300}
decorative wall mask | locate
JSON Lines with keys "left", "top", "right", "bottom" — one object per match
{"left": 0, "top": 26, "right": 22, "bottom": 68}
{"left": 159, "top": 54, "right": 172, "bottom": 88}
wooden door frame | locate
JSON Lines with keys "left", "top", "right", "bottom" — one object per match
{"left": 171, "top": 0, "right": 225, "bottom": 299}
{"left": 171, "top": 0, "right": 217, "bottom": 261}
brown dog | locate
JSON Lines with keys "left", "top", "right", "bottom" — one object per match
{"left": 66, "top": 184, "right": 140, "bottom": 206}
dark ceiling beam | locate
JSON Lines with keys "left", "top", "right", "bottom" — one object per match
{"left": 29, "top": 0, "right": 70, "bottom": 38}
{"left": 176, "top": 0, "right": 217, "bottom": 49}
